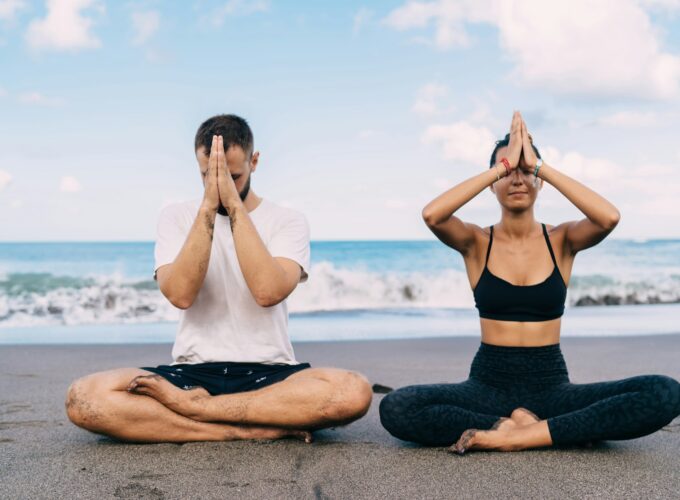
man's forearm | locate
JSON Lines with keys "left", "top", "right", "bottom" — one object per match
{"left": 162, "top": 203, "right": 216, "bottom": 308}
{"left": 227, "top": 203, "right": 288, "bottom": 305}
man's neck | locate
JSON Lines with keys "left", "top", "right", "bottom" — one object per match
{"left": 242, "top": 191, "right": 262, "bottom": 213}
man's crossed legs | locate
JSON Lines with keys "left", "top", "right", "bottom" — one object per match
{"left": 66, "top": 366, "right": 372, "bottom": 443}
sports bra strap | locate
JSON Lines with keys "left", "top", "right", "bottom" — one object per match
{"left": 485, "top": 225, "right": 494, "bottom": 265}
{"left": 542, "top": 223, "right": 558, "bottom": 266}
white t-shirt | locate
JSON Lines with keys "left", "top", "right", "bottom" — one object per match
{"left": 154, "top": 198, "right": 310, "bottom": 365}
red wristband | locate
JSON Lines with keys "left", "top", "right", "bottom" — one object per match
{"left": 500, "top": 157, "right": 511, "bottom": 176}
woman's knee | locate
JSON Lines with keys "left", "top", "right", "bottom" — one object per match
{"left": 379, "top": 386, "right": 419, "bottom": 438}
{"left": 646, "top": 375, "right": 680, "bottom": 420}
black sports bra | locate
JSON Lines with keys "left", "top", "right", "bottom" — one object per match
{"left": 473, "top": 224, "right": 567, "bottom": 322}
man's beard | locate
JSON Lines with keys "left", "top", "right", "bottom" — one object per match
{"left": 217, "top": 175, "right": 251, "bottom": 216}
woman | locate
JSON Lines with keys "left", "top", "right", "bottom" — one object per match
{"left": 379, "top": 111, "right": 680, "bottom": 453}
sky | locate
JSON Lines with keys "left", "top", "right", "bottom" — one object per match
{"left": 1, "top": 0, "right": 680, "bottom": 241}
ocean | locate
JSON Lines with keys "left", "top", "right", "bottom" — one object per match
{"left": 1, "top": 240, "right": 679, "bottom": 343}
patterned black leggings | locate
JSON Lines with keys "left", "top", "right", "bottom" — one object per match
{"left": 379, "top": 343, "right": 680, "bottom": 447}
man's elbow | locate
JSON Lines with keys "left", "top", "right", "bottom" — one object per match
{"left": 172, "top": 297, "right": 193, "bottom": 310}
{"left": 253, "top": 287, "right": 287, "bottom": 308}
{"left": 254, "top": 293, "right": 284, "bottom": 308}
{"left": 162, "top": 289, "right": 194, "bottom": 310}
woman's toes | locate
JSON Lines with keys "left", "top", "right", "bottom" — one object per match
{"left": 449, "top": 429, "right": 478, "bottom": 455}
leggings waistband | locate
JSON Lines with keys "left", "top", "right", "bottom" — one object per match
{"left": 469, "top": 342, "right": 569, "bottom": 388}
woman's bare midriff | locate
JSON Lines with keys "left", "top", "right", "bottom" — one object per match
{"left": 480, "top": 317, "right": 561, "bottom": 347}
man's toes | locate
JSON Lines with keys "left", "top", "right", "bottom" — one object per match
{"left": 127, "top": 374, "right": 164, "bottom": 394}
{"left": 186, "top": 386, "right": 210, "bottom": 399}
{"left": 129, "top": 386, "right": 153, "bottom": 397}
{"left": 128, "top": 374, "right": 155, "bottom": 389}
{"left": 289, "top": 430, "right": 313, "bottom": 443}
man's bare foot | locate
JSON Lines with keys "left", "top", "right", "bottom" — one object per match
{"left": 127, "top": 374, "right": 210, "bottom": 420}
{"left": 509, "top": 407, "right": 539, "bottom": 426}
{"left": 241, "top": 426, "right": 314, "bottom": 443}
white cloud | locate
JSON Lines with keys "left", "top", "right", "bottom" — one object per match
{"left": 383, "top": 0, "right": 493, "bottom": 49}
{"left": 353, "top": 7, "right": 373, "bottom": 35}
{"left": 640, "top": 0, "right": 680, "bottom": 11}
{"left": 60, "top": 176, "right": 82, "bottom": 193}
{"left": 18, "top": 91, "right": 64, "bottom": 107}
{"left": 0, "top": 86, "right": 7, "bottom": 97}
{"left": 384, "top": 0, "right": 680, "bottom": 100}
{"left": 211, "top": 0, "right": 269, "bottom": 26}
{"left": 542, "top": 148, "right": 618, "bottom": 182}
{"left": 0, "top": 0, "right": 26, "bottom": 21}
{"left": 412, "top": 82, "right": 453, "bottom": 116}
{"left": 533, "top": 148, "right": 680, "bottom": 238}
{"left": 594, "top": 111, "right": 660, "bottom": 127}
{"left": 0, "top": 169, "right": 12, "bottom": 190}
{"left": 26, "top": 0, "right": 102, "bottom": 52}
{"left": 131, "top": 10, "right": 159, "bottom": 46}
{"left": 422, "top": 121, "right": 496, "bottom": 166}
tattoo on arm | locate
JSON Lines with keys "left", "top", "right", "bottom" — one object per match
{"left": 204, "top": 213, "right": 215, "bottom": 240}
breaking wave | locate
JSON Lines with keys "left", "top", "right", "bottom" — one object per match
{"left": 1, "top": 263, "right": 679, "bottom": 328}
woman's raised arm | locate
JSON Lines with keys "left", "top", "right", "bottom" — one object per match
{"left": 520, "top": 120, "right": 620, "bottom": 255}
{"left": 422, "top": 111, "right": 523, "bottom": 255}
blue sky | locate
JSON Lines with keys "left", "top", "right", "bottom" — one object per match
{"left": 1, "top": 0, "right": 680, "bottom": 241}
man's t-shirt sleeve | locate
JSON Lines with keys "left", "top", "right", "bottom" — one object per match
{"left": 153, "top": 205, "right": 187, "bottom": 280}
{"left": 268, "top": 211, "right": 311, "bottom": 283}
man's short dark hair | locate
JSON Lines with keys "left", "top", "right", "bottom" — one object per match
{"left": 194, "top": 114, "right": 254, "bottom": 156}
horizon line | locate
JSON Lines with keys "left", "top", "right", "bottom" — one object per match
{"left": 0, "top": 237, "right": 679, "bottom": 244}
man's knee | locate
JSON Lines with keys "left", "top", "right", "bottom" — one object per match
{"left": 65, "top": 375, "right": 104, "bottom": 430}
{"left": 65, "top": 369, "right": 136, "bottom": 431}
{"left": 325, "top": 370, "right": 373, "bottom": 423}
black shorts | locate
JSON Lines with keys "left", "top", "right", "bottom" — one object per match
{"left": 140, "top": 362, "right": 312, "bottom": 396}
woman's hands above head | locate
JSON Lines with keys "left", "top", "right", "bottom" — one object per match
{"left": 519, "top": 119, "right": 539, "bottom": 173}
{"left": 505, "top": 111, "right": 523, "bottom": 170}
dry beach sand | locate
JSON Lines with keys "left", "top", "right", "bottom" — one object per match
{"left": 1, "top": 335, "right": 679, "bottom": 499}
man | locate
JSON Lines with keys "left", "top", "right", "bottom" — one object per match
{"left": 66, "top": 114, "right": 372, "bottom": 443}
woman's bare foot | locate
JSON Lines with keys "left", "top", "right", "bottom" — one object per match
{"left": 127, "top": 374, "right": 210, "bottom": 420}
{"left": 450, "top": 415, "right": 552, "bottom": 455}
{"left": 509, "top": 407, "right": 539, "bottom": 426}
{"left": 449, "top": 427, "right": 523, "bottom": 455}
{"left": 490, "top": 416, "right": 517, "bottom": 432}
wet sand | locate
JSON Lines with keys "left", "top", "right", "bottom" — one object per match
{"left": 1, "top": 335, "right": 679, "bottom": 499}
